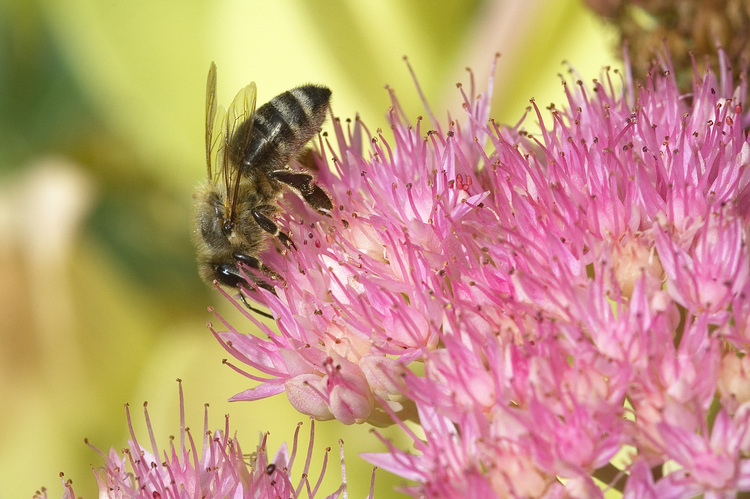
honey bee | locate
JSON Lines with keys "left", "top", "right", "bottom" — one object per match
{"left": 193, "top": 63, "right": 333, "bottom": 311}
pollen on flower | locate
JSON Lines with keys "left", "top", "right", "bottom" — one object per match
{"left": 610, "top": 233, "right": 664, "bottom": 299}
{"left": 718, "top": 351, "right": 750, "bottom": 412}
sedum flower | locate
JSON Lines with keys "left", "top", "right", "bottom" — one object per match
{"left": 211, "top": 58, "right": 503, "bottom": 426}
{"left": 213, "top": 46, "right": 750, "bottom": 497}
{"left": 41, "top": 381, "right": 351, "bottom": 498}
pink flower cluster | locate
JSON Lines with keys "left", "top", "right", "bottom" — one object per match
{"left": 38, "top": 382, "right": 349, "bottom": 499}
{"left": 214, "top": 50, "right": 750, "bottom": 497}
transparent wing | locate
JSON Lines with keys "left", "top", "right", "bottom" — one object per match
{"left": 226, "top": 81, "right": 257, "bottom": 166}
{"left": 212, "top": 105, "right": 227, "bottom": 184}
{"left": 206, "top": 62, "right": 231, "bottom": 186}
{"left": 205, "top": 62, "right": 218, "bottom": 179}
{"left": 223, "top": 81, "right": 257, "bottom": 219}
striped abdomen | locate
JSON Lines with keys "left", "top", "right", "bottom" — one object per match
{"left": 236, "top": 85, "right": 331, "bottom": 175}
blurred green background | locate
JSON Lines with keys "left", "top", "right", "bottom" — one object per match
{"left": 0, "top": 1, "right": 615, "bottom": 497}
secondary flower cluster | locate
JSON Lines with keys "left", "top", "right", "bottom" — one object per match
{"left": 36, "top": 382, "right": 350, "bottom": 499}
{"left": 214, "top": 50, "right": 750, "bottom": 497}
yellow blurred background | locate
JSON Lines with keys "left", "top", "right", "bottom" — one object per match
{"left": 0, "top": 1, "right": 615, "bottom": 497}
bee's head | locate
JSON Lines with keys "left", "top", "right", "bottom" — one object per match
{"left": 192, "top": 182, "right": 269, "bottom": 284}
{"left": 194, "top": 185, "right": 230, "bottom": 250}
{"left": 196, "top": 182, "right": 264, "bottom": 244}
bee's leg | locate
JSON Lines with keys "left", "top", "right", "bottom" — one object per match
{"left": 238, "top": 294, "right": 274, "bottom": 319}
{"left": 252, "top": 207, "right": 297, "bottom": 250}
{"left": 214, "top": 260, "right": 275, "bottom": 294}
{"left": 232, "top": 253, "right": 278, "bottom": 293}
{"left": 217, "top": 256, "right": 276, "bottom": 319}
{"left": 233, "top": 253, "right": 262, "bottom": 269}
{"left": 212, "top": 262, "right": 273, "bottom": 318}
{"left": 269, "top": 170, "right": 333, "bottom": 214}
{"left": 214, "top": 262, "right": 249, "bottom": 289}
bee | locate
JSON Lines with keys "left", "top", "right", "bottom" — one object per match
{"left": 193, "top": 63, "right": 333, "bottom": 311}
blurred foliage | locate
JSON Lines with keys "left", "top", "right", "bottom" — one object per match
{"left": 0, "top": 3, "right": 95, "bottom": 169}
{"left": 0, "top": 1, "right": 204, "bottom": 308}
{"left": 0, "top": 1, "right": 615, "bottom": 498}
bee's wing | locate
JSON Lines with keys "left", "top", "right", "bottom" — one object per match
{"left": 206, "top": 63, "right": 232, "bottom": 186}
{"left": 212, "top": 106, "right": 228, "bottom": 183}
{"left": 225, "top": 81, "right": 257, "bottom": 163}
{"left": 205, "top": 62, "right": 218, "bottom": 180}
{"left": 223, "top": 81, "right": 257, "bottom": 216}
